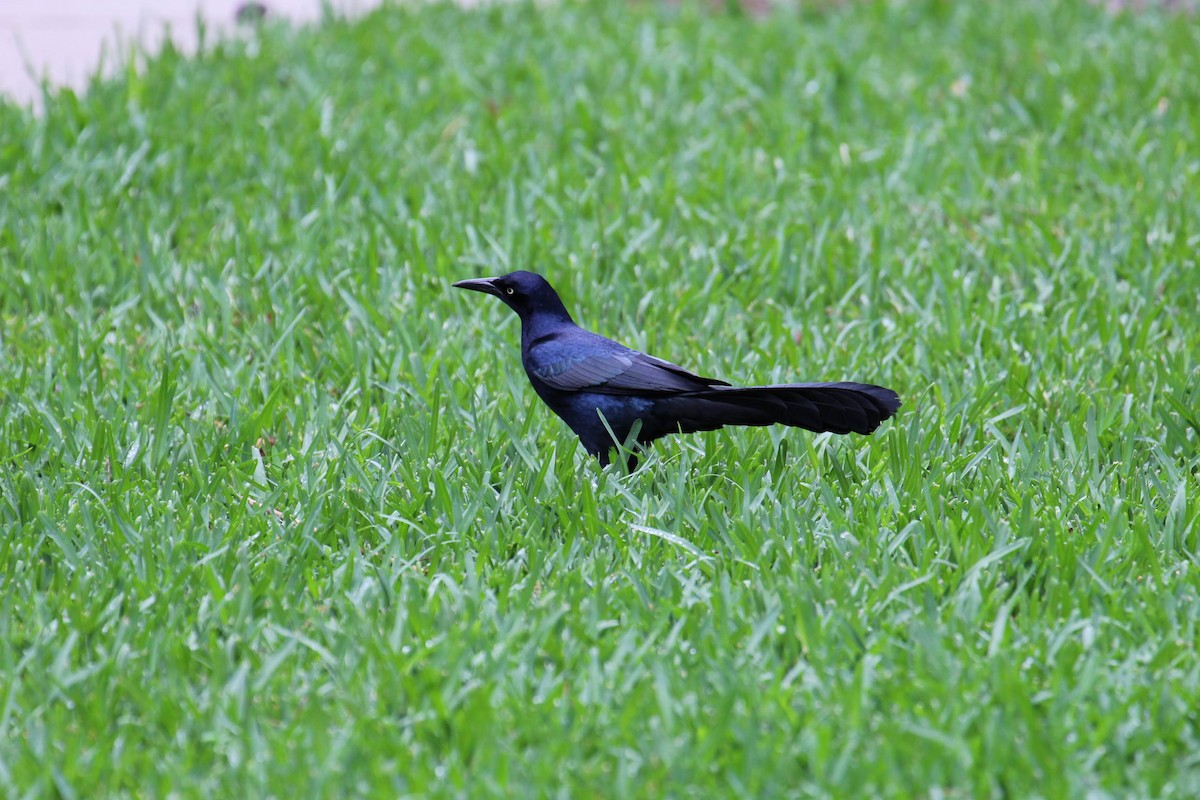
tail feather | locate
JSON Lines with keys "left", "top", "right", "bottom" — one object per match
{"left": 648, "top": 381, "right": 901, "bottom": 442}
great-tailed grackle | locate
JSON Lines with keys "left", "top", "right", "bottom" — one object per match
{"left": 454, "top": 270, "right": 900, "bottom": 468}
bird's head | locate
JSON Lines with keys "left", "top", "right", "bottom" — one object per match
{"left": 452, "top": 270, "right": 571, "bottom": 322}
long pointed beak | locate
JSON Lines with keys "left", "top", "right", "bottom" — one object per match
{"left": 452, "top": 277, "right": 502, "bottom": 296}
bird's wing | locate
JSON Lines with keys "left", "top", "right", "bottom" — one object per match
{"left": 527, "top": 335, "right": 730, "bottom": 394}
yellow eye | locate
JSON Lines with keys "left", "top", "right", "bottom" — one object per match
{"left": 506, "top": 287, "right": 515, "bottom": 295}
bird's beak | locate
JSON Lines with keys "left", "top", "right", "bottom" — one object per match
{"left": 452, "top": 277, "right": 502, "bottom": 296}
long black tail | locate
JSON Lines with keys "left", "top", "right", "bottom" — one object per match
{"left": 651, "top": 382, "right": 901, "bottom": 440}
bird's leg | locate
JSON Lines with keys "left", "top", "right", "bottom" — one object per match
{"left": 595, "top": 413, "right": 643, "bottom": 472}
{"left": 593, "top": 444, "right": 641, "bottom": 472}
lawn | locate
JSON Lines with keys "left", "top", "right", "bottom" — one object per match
{"left": 1, "top": 0, "right": 1198, "bottom": 796}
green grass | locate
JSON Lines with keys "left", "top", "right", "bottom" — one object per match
{"left": 1, "top": 0, "right": 1198, "bottom": 795}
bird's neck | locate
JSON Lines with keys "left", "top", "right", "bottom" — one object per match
{"left": 520, "top": 304, "right": 576, "bottom": 343}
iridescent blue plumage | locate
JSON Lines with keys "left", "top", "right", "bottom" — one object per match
{"left": 453, "top": 270, "right": 900, "bottom": 468}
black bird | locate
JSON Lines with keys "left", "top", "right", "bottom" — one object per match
{"left": 453, "top": 270, "right": 900, "bottom": 469}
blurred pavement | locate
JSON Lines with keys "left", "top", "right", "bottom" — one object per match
{"left": 0, "top": 0, "right": 378, "bottom": 106}
{"left": 2, "top": 1, "right": 1190, "bottom": 106}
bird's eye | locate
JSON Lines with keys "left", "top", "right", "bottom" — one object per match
{"left": 506, "top": 287, "right": 515, "bottom": 295}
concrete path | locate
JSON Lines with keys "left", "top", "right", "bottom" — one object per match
{"left": 0, "top": 0, "right": 378, "bottom": 106}
{"left": 2, "top": 1, "right": 1185, "bottom": 106}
